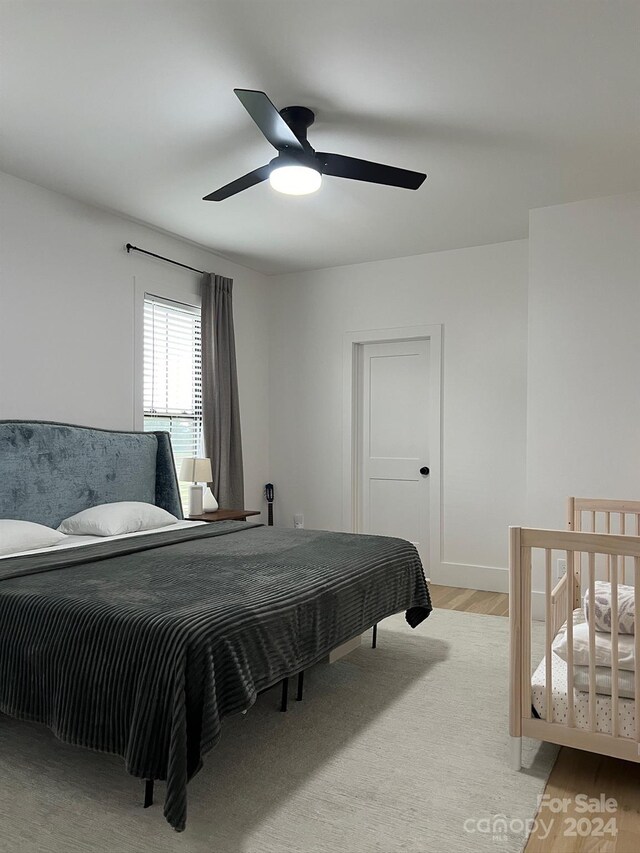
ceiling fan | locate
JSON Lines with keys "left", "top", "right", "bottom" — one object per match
{"left": 203, "top": 89, "right": 427, "bottom": 201}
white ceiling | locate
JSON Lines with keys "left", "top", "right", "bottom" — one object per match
{"left": 1, "top": 1, "right": 638, "bottom": 275}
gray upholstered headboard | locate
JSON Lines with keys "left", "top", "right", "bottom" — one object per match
{"left": 0, "top": 420, "right": 183, "bottom": 527}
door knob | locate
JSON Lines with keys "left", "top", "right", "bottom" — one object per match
{"left": 420, "top": 466, "right": 430, "bottom": 476}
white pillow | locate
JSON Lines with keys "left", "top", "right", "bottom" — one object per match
{"left": 0, "top": 519, "right": 67, "bottom": 557}
{"left": 57, "top": 501, "right": 178, "bottom": 537}
{"left": 573, "top": 665, "right": 636, "bottom": 699}
{"left": 553, "top": 619, "right": 637, "bottom": 672}
{"left": 584, "top": 580, "right": 635, "bottom": 634}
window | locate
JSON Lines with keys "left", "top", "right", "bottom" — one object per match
{"left": 143, "top": 295, "right": 202, "bottom": 509}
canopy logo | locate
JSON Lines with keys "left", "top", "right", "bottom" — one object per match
{"left": 464, "top": 796, "right": 618, "bottom": 845}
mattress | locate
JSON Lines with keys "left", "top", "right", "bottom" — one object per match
{"left": 531, "top": 612, "right": 637, "bottom": 738}
{"left": 0, "top": 518, "right": 206, "bottom": 559}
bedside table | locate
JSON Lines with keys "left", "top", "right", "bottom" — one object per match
{"left": 188, "top": 509, "right": 261, "bottom": 522}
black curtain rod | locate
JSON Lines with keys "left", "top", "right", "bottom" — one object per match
{"left": 125, "top": 243, "right": 206, "bottom": 275}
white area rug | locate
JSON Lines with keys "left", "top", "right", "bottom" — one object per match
{"left": 0, "top": 608, "right": 556, "bottom": 853}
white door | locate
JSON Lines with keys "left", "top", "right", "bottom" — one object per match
{"left": 358, "top": 338, "right": 430, "bottom": 565}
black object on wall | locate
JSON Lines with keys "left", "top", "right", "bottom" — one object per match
{"left": 265, "top": 483, "right": 274, "bottom": 526}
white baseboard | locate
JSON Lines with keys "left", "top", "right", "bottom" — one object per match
{"left": 430, "top": 560, "right": 509, "bottom": 593}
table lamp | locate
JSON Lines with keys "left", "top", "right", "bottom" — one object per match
{"left": 179, "top": 457, "right": 217, "bottom": 516}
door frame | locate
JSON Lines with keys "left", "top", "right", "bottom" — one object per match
{"left": 342, "top": 324, "right": 442, "bottom": 577}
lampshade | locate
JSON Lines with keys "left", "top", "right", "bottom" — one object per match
{"left": 179, "top": 457, "right": 213, "bottom": 483}
{"left": 269, "top": 164, "right": 322, "bottom": 195}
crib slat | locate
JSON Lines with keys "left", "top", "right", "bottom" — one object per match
{"left": 512, "top": 536, "right": 532, "bottom": 735}
{"left": 635, "top": 557, "right": 640, "bottom": 744}
{"left": 611, "top": 556, "right": 619, "bottom": 738}
{"left": 521, "top": 546, "right": 532, "bottom": 721}
{"left": 545, "top": 548, "right": 553, "bottom": 722}
{"left": 574, "top": 513, "right": 582, "bottom": 609}
{"left": 591, "top": 510, "right": 596, "bottom": 532}
{"left": 566, "top": 549, "right": 575, "bottom": 727}
{"left": 588, "top": 552, "right": 596, "bottom": 732}
{"left": 606, "top": 513, "right": 611, "bottom": 581}
{"left": 621, "top": 513, "right": 627, "bottom": 584}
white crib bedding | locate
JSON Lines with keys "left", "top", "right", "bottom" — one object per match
{"left": 572, "top": 665, "right": 636, "bottom": 699}
{"left": 531, "top": 651, "right": 637, "bottom": 737}
{"left": 532, "top": 607, "right": 638, "bottom": 736}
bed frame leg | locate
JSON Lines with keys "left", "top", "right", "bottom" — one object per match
{"left": 372, "top": 624, "right": 378, "bottom": 649}
{"left": 510, "top": 737, "right": 522, "bottom": 771}
{"left": 144, "top": 779, "right": 154, "bottom": 808}
{"left": 296, "top": 670, "right": 304, "bottom": 701}
{"left": 280, "top": 677, "right": 289, "bottom": 712}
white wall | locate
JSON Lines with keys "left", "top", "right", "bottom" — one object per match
{"left": 268, "top": 240, "right": 529, "bottom": 588}
{"left": 526, "top": 191, "right": 640, "bottom": 530}
{"left": 0, "top": 171, "right": 271, "bottom": 517}
{"left": 4, "top": 166, "right": 635, "bottom": 590}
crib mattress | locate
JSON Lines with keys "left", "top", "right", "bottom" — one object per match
{"left": 531, "top": 650, "right": 636, "bottom": 738}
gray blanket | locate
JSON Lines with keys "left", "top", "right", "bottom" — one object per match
{"left": 0, "top": 522, "right": 431, "bottom": 831}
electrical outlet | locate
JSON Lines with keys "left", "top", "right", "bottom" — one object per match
{"left": 294, "top": 513, "right": 304, "bottom": 529}
{"left": 555, "top": 558, "right": 567, "bottom": 582}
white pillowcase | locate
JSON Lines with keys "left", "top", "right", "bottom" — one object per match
{"left": 584, "top": 580, "right": 635, "bottom": 634}
{"left": 573, "top": 665, "right": 636, "bottom": 699}
{"left": 0, "top": 519, "right": 67, "bottom": 557}
{"left": 57, "top": 501, "right": 178, "bottom": 537}
{"left": 553, "top": 620, "right": 637, "bottom": 672}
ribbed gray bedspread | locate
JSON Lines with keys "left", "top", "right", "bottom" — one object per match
{"left": 0, "top": 522, "right": 431, "bottom": 831}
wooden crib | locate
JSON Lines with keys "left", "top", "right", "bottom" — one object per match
{"left": 510, "top": 497, "right": 640, "bottom": 769}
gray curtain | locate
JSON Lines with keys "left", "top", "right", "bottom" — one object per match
{"left": 201, "top": 273, "right": 244, "bottom": 508}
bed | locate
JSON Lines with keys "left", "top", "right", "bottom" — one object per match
{"left": 0, "top": 420, "right": 431, "bottom": 831}
{"left": 510, "top": 496, "right": 640, "bottom": 770}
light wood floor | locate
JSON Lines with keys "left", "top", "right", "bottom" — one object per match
{"left": 430, "top": 582, "right": 510, "bottom": 616}
{"left": 430, "top": 585, "right": 640, "bottom": 853}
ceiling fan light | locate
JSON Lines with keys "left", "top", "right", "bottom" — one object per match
{"left": 269, "top": 164, "right": 322, "bottom": 195}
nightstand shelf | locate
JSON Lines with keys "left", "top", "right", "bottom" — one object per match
{"left": 188, "top": 509, "right": 260, "bottom": 522}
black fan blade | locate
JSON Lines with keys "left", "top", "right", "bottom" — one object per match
{"left": 234, "top": 89, "right": 305, "bottom": 152}
{"left": 317, "top": 152, "right": 426, "bottom": 190}
{"left": 203, "top": 164, "right": 271, "bottom": 201}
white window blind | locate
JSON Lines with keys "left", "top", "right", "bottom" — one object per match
{"left": 143, "top": 295, "right": 203, "bottom": 510}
